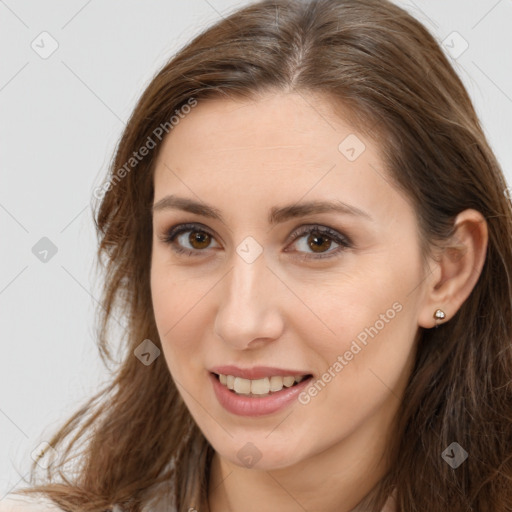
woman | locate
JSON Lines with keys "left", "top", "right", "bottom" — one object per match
{"left": 3, "top": 0, "right": 511, "bottom": 510}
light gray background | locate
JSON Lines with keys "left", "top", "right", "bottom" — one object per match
{"left": 1, "top": 0, "right": 511, "bottom": 496}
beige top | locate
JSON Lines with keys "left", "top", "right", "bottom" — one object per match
{"left": 0, "top": 492, "right": 396, "bottom": 511}
{"left": 0, "top": 495, "right": 63, "bottom": 511}
{"left": 0, "top": 496, "right": 124, "bottom": 512}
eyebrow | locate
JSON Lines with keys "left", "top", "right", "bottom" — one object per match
{"left": 152, "top": 195, "right": 373, "bottom": 225}
{"left": 151, "top": 195, "right": 373, "bottom": 225}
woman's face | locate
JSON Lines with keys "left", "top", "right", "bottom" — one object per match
{"left": 150, "top": 91, "right": 429, "bottom": 471}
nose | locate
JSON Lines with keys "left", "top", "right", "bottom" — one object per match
{"left": 213, "top": 249, "right": 285, "bottom": 351}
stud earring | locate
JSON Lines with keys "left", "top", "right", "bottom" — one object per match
{"left": 433, "top": 308, "right": 446, "bottom": 321}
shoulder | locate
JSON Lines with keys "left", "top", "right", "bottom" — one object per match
{"left": 0, "top": 495, "right": 64, "bottom": 512}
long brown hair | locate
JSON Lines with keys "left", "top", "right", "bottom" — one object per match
{"left": 14, "top": 0, "right": 512, "bottom": 510}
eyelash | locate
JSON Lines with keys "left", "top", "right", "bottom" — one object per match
{"left": 159, "top": 222, "right": 352, "bottom": 261}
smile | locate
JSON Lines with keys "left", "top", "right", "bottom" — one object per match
{"left": 209, "top": 371, "right": 314, "bottom": 416}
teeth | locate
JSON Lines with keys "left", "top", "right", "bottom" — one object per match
{"left": 250, "top": 377, "right": 270, "bottom": 395}
{"left": 216, "top": 373, "right": 308, "bottom": 396}
{"left": 234, "top": 377, "right": 251, "bottom": 394}
{"left": 283, "top": 376, "right": 295, "bottom": 387}
{"left": 269, "top": 375, "right": 284, "bottom": 392}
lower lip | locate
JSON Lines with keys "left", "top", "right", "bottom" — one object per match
{"left": 209, "top": 372, "right": 313, "bottom": 417}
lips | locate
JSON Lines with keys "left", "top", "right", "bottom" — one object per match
{"left": 209, "top": 371, "right": 313, "bottom": 416}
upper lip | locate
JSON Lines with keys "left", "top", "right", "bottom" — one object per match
{"left": 209, "top": 365, "right": 311, "bottom": 380}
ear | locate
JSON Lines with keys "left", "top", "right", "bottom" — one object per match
{"left": 418, "top": 209, "right": 488, "bottom": 328}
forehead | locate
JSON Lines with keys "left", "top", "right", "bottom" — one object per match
{"left": 154, "top": 92, "right": 377, "bottom": 183}
{"left": 157, "top": 92, "right": 365, "bottom": 161}
{"left": 152, "top": 91, "right": 412, "bottom": 230}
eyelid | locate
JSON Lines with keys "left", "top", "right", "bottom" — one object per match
{"left": 160, "top": 222, "right": 214, "bottom": 239}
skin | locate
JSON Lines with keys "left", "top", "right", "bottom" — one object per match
{"left": 150, "top": 91, "right": 488, "bottom": 512}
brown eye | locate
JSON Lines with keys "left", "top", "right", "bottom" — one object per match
{"left": 306, "top": 232, "right": 334, "bottom": 253}
{"left": 188, "top": 230, "right": 211, "bottom": 250}
{"left": 286, "top": 225, "right": 352, "bottom": 261}
{"left": 161, "top": 223, "right": 220, "bottom": 257}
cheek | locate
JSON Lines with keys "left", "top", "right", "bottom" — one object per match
{"left": 150, "top": 258, "right": 216, "bottom": 376}
{"left": 319, "top": 313, "right": 416, "bottom": 438}
{"left": 151, "top": 251, "right": 201, "bottom": 332}
{"left": 290, "top": 265, "right": 405, "bottom": 350}
{"left": 295, "top": 294, "right": 415, "bottom": 432}
{"left": 293, "top": 253, "right": 420, "bottom": 392}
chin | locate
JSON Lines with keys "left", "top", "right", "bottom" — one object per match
{"left": 209, "top": 434, "right": 311, "bottom": 472}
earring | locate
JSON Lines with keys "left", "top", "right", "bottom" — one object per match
{"left": 433, "top": 308, "right": 446, "bottom": 321}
